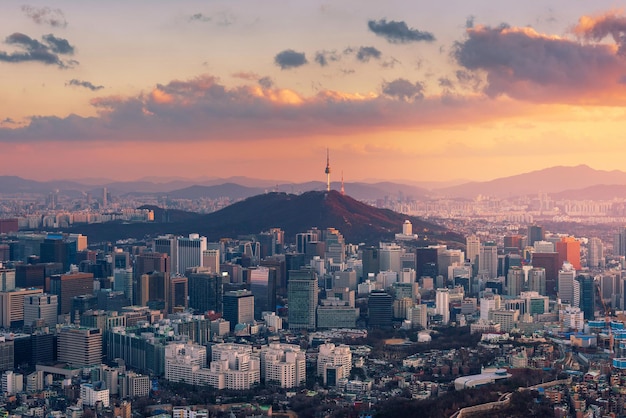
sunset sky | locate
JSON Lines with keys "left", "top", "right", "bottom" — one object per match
{"left": 2, "top": 1, "right": 626, "bottom": 184}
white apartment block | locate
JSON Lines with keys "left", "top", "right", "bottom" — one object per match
{"left": 259, "top": 343, "right": 306, "bottom": 388}
{"left": 317, "top": 343, "right": 352, "bottom": 385}
{"left": 165, "top": 342, "right": 207, "bottom": 384}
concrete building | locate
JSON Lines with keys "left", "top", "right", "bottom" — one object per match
{"left": 223, "top": 290, "right": 254, "bottom": 331}
{"left": 435, "top": 288, "right": 450, "bottom": 325}
{"left": 23, "top": 293, "right": 58, "bottom": 329}
{"left": 288, "top": 269, "right": 318, "bottom": 330}
{"left": 317, "top": 343, "right": 352, "bottom": 386}
{"left": 259, "top": 342, "right": 306, "bottom": 388}
{"left": 165, "top": 342, "right": 207, "bottom": 384}
{"left": 80, "top": 382, "right": 110, "bottom": 407}
{"left": 57, "top": 326, "right": 103, "bottom": 367}
{"left": 0, "top": 287, "right": 43, "bottom": 328}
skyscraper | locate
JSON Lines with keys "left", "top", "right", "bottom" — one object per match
{"left": 614, "top": 227, "right": 626, "bottom": 257}
{"left": 49, "top": 272, "right": 94, "bottom": 316}
{"left": 169, "top": 275, "right": 188, "bottom": 313}
{"left": 361, "top": 246, "right": 380, "bottom": 283}
{"left": 249, "top": 266, "right": 277, "bottom": 319}
{"left": 435, "top": 288, "right": 450, "bottom": 325}
{"left": 367, "top": 290, "right": 392, "bottom": 328}
{"left": 528, "top": 267, "right": 546, "bottom": 296}
{"left": 556, "top": 237, "right": 581, "bottom": 271}
{"left": 479, "top": 242, "right": 498, "bottom": 279}
{"left": 187, "top": 270, "right": 223, "bottom": 314}
{"left": 558, "top": 262, "right": 576, "bottom": 305}
{"left": 57, "top": 326, "right": 102, "bottom": 367}
{"left": 23, "top": 293, "right": 58, "bottom": 328}
{"left": 134, "top": 252, "right": 169, "bottom": 305}
{"left": 528, "top": 225, "right": 545, "bottom": 246}
{"left": 588, "top": 237, "right": 604, "bottom": 268}
{"left": 223, "top": 290, "right": 254, "bottom": 331}
{"left": 577, "top": 273, "right": 595, "bottom": 320}
{"left": 466, "top": 235, "right": 480, "bottom": 266}
{"left": 176, "top": 234, "right": 207, "bottom": 275}
{"left": 507, "top": 267, "right": 524, "bottom": 297}
{"left": 287, "top": 269, "right": 318, "bottom": 330}
{"left": 139, "top": 272, "right": 168, "bottom": 310}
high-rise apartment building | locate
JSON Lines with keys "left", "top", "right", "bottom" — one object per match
{"left": 259, "top": 343, "right": 306, "bottom": 388}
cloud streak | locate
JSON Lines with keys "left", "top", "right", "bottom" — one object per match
{"left": 368, "top": 19, "right": 435, "bottom": 43}
{"left": 0, "top": 74, "right": 535, "bottom": 143}
{"left": 21, "top": 5, "right": 67, "bottom": 28}
{"left": 67, "top": 79, "right": 104, "bottom": 91}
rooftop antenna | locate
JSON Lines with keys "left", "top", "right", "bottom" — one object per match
{"left": 325, "top": 148, "right": 331, "bottom": 192}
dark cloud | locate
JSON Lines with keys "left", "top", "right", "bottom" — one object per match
{"left": 314, "top": 50, "right": 340, "bottom": 66}
{"left": 572, "top": 11, "right": 626, "bottom": 55}
{"left": 356, "top": 46, "right": 381, "bottom": 62}
{"left": 453, "top": 24, "right": 626, "bottom": 102}
{"left": 67, "top": 79, "right": 104, "bottom": 91}
{"left": 21, "top": 5, "right": 67, "bottom": 28}
{"left": 0, "top": 32, "right": 76, "bottom": 68}
{"left": 42, "top": 34, "right": 74, "bottom": 54}
{"left": 382, "top": 78, "right": 424, "bottom": 101}
{"left": 368, "top": 19, "right": 435, "bottom": 43}
{"left": 258, "top": 76, "right": 274, "bottom": 89}
{"left": 465, "top": 15, "right": 475, "bottom": 29}
{"left": 189, "top": 13, "right": 211, "bottom": 22}
{"left": 274, "top": 49, "right": 307, "bottom": 69}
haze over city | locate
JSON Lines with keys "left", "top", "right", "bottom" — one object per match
{"left": 2, "top": 1, "right": 626, "bottom": 182}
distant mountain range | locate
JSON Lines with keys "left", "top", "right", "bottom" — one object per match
{"left": 67, "top": 190, "right": 463, "bottom": 246}
{"left": 2, "top": 164, "right": 626, "bottom": 200}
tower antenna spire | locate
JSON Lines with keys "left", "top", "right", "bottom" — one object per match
{"left": 341, "top": 171, "right": 345, "bottom": 195}
{"left": 325, "top": 148, "right": 331, "bottom": 192}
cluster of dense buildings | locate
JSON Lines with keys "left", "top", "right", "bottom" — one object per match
{"left": 5, "top": 214, "right": 626, "bottom": 416}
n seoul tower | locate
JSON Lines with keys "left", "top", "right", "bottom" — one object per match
{"left": 325, "top": 148, "right": 331, "bottom": 192}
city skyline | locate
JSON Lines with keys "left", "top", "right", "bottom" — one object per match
{"left": 2, "top": 1, "right": 626, "bottom": 182}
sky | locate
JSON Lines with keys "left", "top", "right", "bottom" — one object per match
{"left": 2, "top": 0, "right": 626, "bottom": 184}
